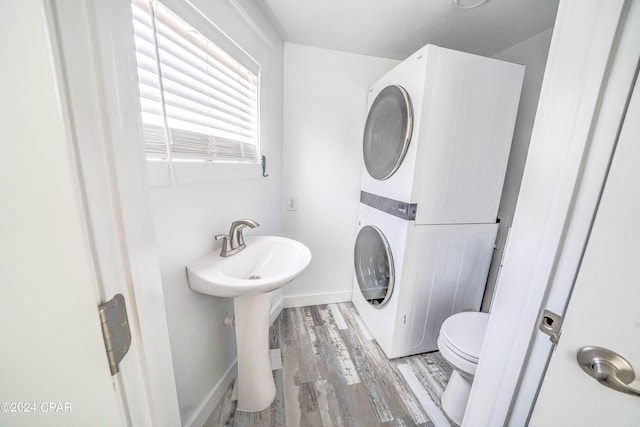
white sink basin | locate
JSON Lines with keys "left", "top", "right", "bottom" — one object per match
{"left": 186, "top": 235, "right": 311, "bottom": 412}
{"left": 187, "top": 236, "right": 311, "bottom": 298}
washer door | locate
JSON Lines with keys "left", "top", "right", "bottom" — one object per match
{"left": 363, "top": 85, "right": 413, "bottom": 180}
{"left": 354, "top": 225, "right": 395, "bottom": 307}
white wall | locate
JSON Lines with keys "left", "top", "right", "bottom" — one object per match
{"left": 482, "top": 28, "right": 554, "bottom": 310}
{"left": 282, "top": 43, "right": 399, "bottom": 307}
{"left": 146, "top": 0, "right": 285, "bottom": 424}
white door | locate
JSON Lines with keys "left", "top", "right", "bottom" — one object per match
{"left": 530, "top": 71, "right": 640, "bottom": 424}
{"left": 0, "top": 1, "right": 124, "bottom": 426}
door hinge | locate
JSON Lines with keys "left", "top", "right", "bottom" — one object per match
{"left": 539, "top": 309, "right": 563, "bottom": 344}
{"left": 98, "top": 294, "right": 131, "bottom": 375}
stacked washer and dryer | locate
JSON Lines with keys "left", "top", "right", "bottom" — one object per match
{"left": 352, "top": 44, "right": 524, "bottom": 359}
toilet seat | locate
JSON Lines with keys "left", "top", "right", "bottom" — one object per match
{"left": 438, "top": 312, "right": 489, "bottom": 374}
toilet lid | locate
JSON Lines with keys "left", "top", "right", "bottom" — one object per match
{"left": 440, "top": 312, "right": 489, "bottom": 363}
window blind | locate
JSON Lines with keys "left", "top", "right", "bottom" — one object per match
{"left": 131, "top": 0, "right": 259, "bottom": 162}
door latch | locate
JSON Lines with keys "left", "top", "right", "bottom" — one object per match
{"left": 539, "top": 309, "right": 563, "bottom": 344}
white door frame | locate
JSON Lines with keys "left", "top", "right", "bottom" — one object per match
{"left": 465, "top": 1, "right": 640, "bottom": 425}
{"left": 3, "top": 1, "right": 130, "bottom": 425}
{"left": 47, "top": 0, "right": 181, "bottom": 425}
{"left": 530, "top": 66, "right": 640, "bottom": 425}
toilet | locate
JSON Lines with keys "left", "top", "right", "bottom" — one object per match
{"left": 437, "top": 311, "right": 490, "bottom": 425}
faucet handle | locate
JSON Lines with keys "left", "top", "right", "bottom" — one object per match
{"left": 215, "top": 234, "right": 231, "bottom": 255}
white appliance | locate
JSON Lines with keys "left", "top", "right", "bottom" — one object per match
{"left": 353, "top": 45, "right": 524, "bottom": 358}
{"left": 353, "top": 203, "right": 497, "bottom": 358}
{"left": 361, "top": 44, "right": 524, "bottom": 225}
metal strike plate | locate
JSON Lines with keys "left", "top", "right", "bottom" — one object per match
{"left": 539, "top": 309, "right": 563, "bottom": 344}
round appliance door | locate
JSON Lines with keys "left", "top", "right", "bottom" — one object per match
{"left": 354, "top": 225, "right": 395, "bottom": 307}
{"left": 363, "top": 85, "right": 413, "bottom": 180}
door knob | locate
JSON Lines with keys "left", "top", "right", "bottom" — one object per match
{"left": 577, "top": 346, "right": 640, "bottom": 397}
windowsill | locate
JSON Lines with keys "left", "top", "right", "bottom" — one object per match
{"left": 146, "top": 160, "right": 263, "bottom": 187}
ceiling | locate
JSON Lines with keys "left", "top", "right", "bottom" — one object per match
{"left": 259, "top": 0, "right": 559, "bottom": 60}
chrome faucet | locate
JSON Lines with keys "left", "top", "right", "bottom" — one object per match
{"left": 215, "top": 219, "right": 259, "bottom": 257}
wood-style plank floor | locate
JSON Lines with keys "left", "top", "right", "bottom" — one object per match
{"left": 205, "top": 302, "right": 456, "bottom": 427}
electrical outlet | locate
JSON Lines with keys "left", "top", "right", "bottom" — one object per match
{"left": 286, "top": 197, "right": 297, "bottom": 211}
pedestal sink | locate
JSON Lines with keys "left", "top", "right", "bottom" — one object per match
{"left": 186, "top": 236, "right": 311, "bottom": 411}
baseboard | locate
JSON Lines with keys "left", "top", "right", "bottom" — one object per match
{"left": 183, "top": 358, "right": 237, "bottom": 427}
{"left": 283, "top": 290, "right": 352, "bottom": 308}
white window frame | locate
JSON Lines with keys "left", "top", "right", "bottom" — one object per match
{"left": 133, "top": 0, "right": 263, "bottom": 186}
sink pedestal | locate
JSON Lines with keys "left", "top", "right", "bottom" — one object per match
{"left": 234, "top": 291, "right": 276, "bottom": 412}
{"left": 186, "top": 236, "right": 311, "bottom": 411}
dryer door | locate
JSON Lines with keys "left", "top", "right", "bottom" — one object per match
{"left": 363, "top": 85, "right": 413, "bottom": 180}
{"left": 354, "top": 225, "right": 395, "bottom": 307}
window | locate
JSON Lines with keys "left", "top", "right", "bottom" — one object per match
{"left": 131, "top": 0, "right": 259, "bottom": 164}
